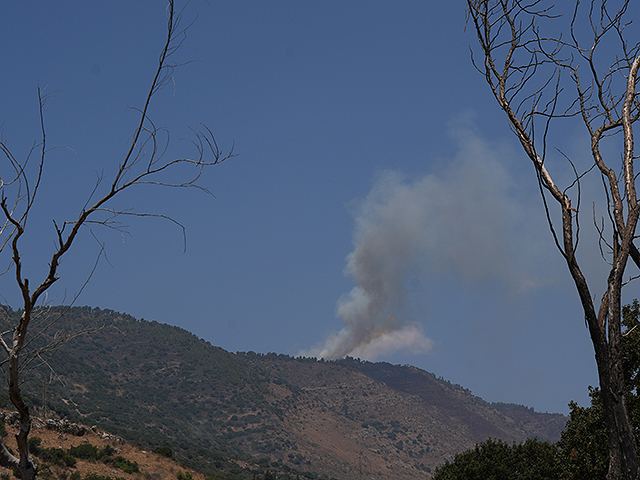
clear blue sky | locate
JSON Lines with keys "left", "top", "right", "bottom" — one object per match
{"left": 1, "top": 0, "right": 637, "bottom": 415}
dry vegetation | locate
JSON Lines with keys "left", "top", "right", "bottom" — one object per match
{"left": 0, "top": 416, "right": 204, "bottom": 480}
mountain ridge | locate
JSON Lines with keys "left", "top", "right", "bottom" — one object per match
{"left": 0, "top": 306, "right": 566, "bottom": 480}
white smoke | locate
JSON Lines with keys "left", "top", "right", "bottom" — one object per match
{"left": 305, "top": 118, "right": 552, "bottom": 361}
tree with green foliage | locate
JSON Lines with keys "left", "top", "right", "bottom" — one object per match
{"left": 0, "top": 2, "right": 232, "bottom": 480}
{"left": 557, "top": 300, "right": 640, "bottom": 479}
{"left": 432, "top": 437, "right": 563, "bottom": 480}
{"left": 557, "top": 390, "right": 609, "bottom": 479}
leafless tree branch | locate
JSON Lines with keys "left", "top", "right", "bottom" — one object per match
{"left": 0, "top": 2, "right": 233, "bottom": 478}
{"left": 467, "top": 1, "right": 640, "bottom": 478}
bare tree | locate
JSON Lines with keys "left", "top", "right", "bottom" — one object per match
{"left": 0, "top": 2, "right": 233, "bottom": 479}
{"left": 466, "top": 0, "right": 640, "bottom": 478}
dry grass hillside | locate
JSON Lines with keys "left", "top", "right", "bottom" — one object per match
{"left": 245, "top": 356, "right": 567, "bottom": 479}
{"left": 0, "top": 415, "right": 206, "bottom": 480}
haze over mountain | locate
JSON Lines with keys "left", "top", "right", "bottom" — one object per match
{"left": 1, "top": 306, "right": 566, "bottom": 480}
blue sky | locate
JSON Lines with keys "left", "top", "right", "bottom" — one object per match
{"left": 1, "top": 0, "right": 637, "bottom": 415}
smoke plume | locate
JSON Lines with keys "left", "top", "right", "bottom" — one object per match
{"left": 306, "top": 120, "right": 548, "bottom": 361}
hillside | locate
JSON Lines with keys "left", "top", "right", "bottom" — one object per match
{"left": 0, "top": 413, "right": 206, "bottom": 480}
{"left": 0, "top": 306, "right": 566, "bottom": 480}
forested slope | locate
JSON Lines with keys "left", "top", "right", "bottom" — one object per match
{"left": 0, "top": 306, "right": 566, "bottom": 480}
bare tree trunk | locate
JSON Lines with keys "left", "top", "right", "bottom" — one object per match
{"left": 593, "top": 320, "right": 637, "bottom": 479}
{"left": 466, "top": 1, "right": 640, "bottom": 478}
{"left": 9, "top": 360, "right": 36, "bottom": 480}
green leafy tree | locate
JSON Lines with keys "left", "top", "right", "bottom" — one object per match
{"left": 557, "top": 301, "right": 640, "bottom": 479}
{"left": 557, "top": 392, "right": 608, "bottom": 480}
{"left": 432, "top": 438, "right": 562, "bottom": 480}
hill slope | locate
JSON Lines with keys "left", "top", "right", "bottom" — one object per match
{"left": 0, "top": 414, "right": 205, "bottom": 480}
{"left": 1, "top": 306, "right": 566, "bottom": 480}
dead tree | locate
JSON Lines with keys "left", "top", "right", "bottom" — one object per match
{"left": 0, "top": 2, "right": 233, "bottom": 479}
{"left": 467, "top": 0, "right": 640, "bottom": 478}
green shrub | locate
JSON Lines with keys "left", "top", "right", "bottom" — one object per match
{"left": 27, "top": 437, "right": 42, "bottom": 455}
{"left": 37, "top": 447, "right": 77, "bottom": 468}
{"left": 99, "top": 445, "right": 116, "bottom": 458}
{"left": 68, "top": 444, "right": 99, "bottom": 460}
{"left": 176, "top": 471, "right": 193, "bottom": 480}
{"left": 104, "top": 456, "right": 139, "bottom": 474}
{"left": 153, "top": 446, "right": 173, "bottom": 458}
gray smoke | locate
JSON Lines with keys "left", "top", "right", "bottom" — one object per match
{"left": 305, "top": 120, "right": 550, "bottom": 361}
